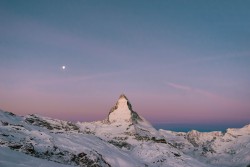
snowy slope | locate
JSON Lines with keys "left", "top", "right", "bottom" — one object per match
{"left": 0, "top": 147, "right": 72, "bottom": 167}
{"left": 1, "top": 94, "right": 249, "bottom": 167}
{"left": 0, "top": 110, "right": 141, "bottom": 167}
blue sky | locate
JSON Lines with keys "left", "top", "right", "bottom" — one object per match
{"left": 0, "top": 0, "right": 250, "bottom": 125}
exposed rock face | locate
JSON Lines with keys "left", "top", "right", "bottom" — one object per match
{"left": 108, "top": 94, "right": 141, "bottom": 123}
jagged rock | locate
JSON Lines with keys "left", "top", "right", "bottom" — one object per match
{"left": 108, "top": 140, "right": 132, "bottom": 150}
{"left": 1, "top": 121, "right": 9, "bottom": 126}
{"left": 9, "top": 144, "right": 23, "bottom": 150}
{"left": 22, "top": 143, "right": 35, "bottom": 154}
{"left": 73, "top": 151, "right": 111, "bottom": 167}
{"left": 25, "top": 115, "right": 54, "bottom": 130}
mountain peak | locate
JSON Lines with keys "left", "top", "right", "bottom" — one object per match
{"left": 108, "top": 94, "right": 141, "bottom": 123}
{"left": 119, "top": 94, "right": 128, "bottom": 100}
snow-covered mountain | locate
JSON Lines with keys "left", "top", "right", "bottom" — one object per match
{"left": 0, "top": 94, "right": 249, "bottom": 167}
{"left": 160, "top": 125, "right": 250, "bottom": 167}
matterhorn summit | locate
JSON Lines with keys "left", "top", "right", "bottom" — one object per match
{"left": 106, "top": 94, "right": 160, "bottom": 138}
{"left": 108, "top": 94, "right": 141, "bottom": 123}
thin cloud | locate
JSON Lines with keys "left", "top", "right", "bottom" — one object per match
{"left": 167, "top": 82, "right": 192, "bottom": 91}
{"left": 166, "top": 81, "right": 250, "bottom": 113}
{"left": 166, "top": 82, "right": 220, "bottom": 99}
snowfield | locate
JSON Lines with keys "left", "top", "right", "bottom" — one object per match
{"left": 0, "top": 94, "right": 249, "bottom": 167}
{"left": 0, "top": 147, "right": 72, "bottom": 167}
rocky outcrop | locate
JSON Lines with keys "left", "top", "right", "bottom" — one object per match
{"left": 25, "top": 114, "right": 79, "bottom": 131}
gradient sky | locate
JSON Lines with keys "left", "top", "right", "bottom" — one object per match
{"left": 0, "top": 0, "right": 250, "bottom": 126}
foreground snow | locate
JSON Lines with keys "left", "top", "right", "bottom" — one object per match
{"left": 0, "top": 94, "right": 249, "bottom": 167}
{"left": 0, "top": 147, "right": 72, "bottom": 167}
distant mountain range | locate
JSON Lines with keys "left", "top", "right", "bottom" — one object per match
{"left": 0, "top": 94, "right": 249, "bottom": 167}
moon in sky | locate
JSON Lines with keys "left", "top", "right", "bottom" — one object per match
{"left": 61, "top": 65, "right": 66, "bottom": 70}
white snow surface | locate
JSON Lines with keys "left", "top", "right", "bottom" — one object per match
{"left": 0, "top": 147, "right": 72, "bottom": 167}
{"left": 0, "top": 95, "right": 249, "bottom": 167}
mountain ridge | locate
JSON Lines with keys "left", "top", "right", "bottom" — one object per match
{"left": 0, "top": 95, "right": 249, "bottom": 167}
